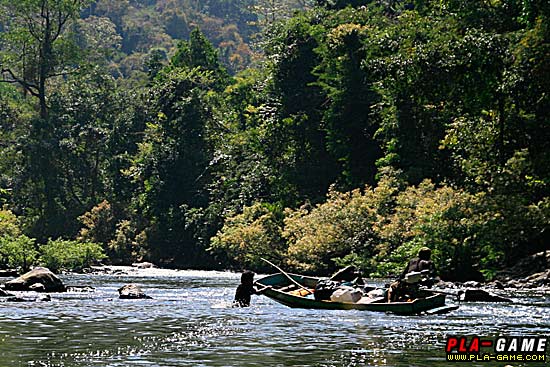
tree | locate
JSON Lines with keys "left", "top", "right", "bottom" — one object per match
{"left": 315, "top": 0, "right": 370, "bottom": 10}
{"left": 261, "top": 13, "right": 339, "bottom": 205}
{"left": 252, "top": 0, "right": 315, "bottom": 26}
{"left": 0, "top": 0, "right": 90, "bottom": 119}
{"left": 14, "top": 68, "right": 133, "bottom": 240}
{"left": 316, "top": 21, "right": 381, "bottom": 189}
{"left": 171, "top": 28, "right": 230, "bottom": 88}
{"left": 128, "top": 67, "right": 217, "bottom": 266}
{"left": 74, "top": 16, "right": 122, "bottom": 65}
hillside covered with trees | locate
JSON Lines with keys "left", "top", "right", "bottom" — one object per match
{"left": 0, "top": 0, "right": 548, "bottom": 281}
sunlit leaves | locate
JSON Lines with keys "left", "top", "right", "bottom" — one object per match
{"left": 210, "top": 202, "right": 285, "bottom": 268}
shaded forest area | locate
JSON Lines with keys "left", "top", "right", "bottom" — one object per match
{"left": 0, "top": 0, "right": 548, "bottom": 281}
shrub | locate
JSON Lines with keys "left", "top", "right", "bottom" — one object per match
{"left": 0, "top": 235, "right": 38, "bottom": 272}
{"left": 211, "top": 173, "right": 546, "bottom": 281}
{"left": 209, "top": 202, "right": 286, "bottom": 269}
{"left": 374, "top": 181, "right": 482, "bottom": 279}
{"left": 108, "top": 220, "right": 148, "bottom": 264}
{"left": 281, "top": 176, "right": 510, "bottom": 280}
{"left": 284, "top": 188, "right": 377, "bottom": 273}
{"left": 283, "top": 175, "right": 401, "bottom": 274}
{"left": 77, "top": 200, "right": 116, "bottom": 244}
{"left": 0, "top": 209, "right": 21, "bottom": 238}
{"left": 39, "top": 239, "right": 106, "bottom": 272}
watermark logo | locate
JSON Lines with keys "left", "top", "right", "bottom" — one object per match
{"left": 446, "top": 336, "right": 547, "bottom": 363}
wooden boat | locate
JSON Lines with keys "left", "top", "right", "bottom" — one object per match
{"left": 255, "top": 272, "right": 449, "bottom": 315}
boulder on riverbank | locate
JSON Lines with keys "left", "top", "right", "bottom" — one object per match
{"left": 485, "top": 280, "right": 505, "bottom": 290}
{"left": 504, "top": 269, "right": 550, "bottom": 289}
{"left": 4, "top": 267, "right": 66, "bottom": 292}
{"left": 89, "top": 266, "right": 130, "bottom": 276}
{"left": 495, "top": 251, "right": 550, "bottom": 281}
{"left": 118, "top": 284, "right": 152, "bottom": 299}
{"left": 434, "top": 251, "right": 550, "bottom": 291}
{"left": 524, "top": 269, "right": 550, "bottom": 286}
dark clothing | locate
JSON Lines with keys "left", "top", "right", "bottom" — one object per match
{"left": 234, "top": 283, "right": 256, "bottom": 307}
{"left": 389, "top": 251, "right": 436, "bottom": 302}
{"left": 314, "top": 279, "right": 341, "bottom": 301}
{"left": 388, "top": 280, "right": 421, "bottom": 302}
{"left": 330, "top": 265, "right": 364, "bottom": 285}
{"left": 400, "top": 257, "right": 435, "bottom": 280}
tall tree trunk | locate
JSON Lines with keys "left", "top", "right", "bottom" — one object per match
{"left": 39, "top": 16, "right": 52, "bottom": 119}
{"left": 497, "top": 93, "right": 505, "bottom": 165}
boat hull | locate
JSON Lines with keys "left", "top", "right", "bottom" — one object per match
{"left": 256, "top": 273, "right": 446, "bottom": 315}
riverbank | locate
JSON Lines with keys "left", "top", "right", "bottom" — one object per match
{"left": 2, "top": 250, "right": 550, "bottom": 300}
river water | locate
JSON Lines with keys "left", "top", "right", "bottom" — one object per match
{"left": 0, "top": 267, "right": 549, "bottom": 367}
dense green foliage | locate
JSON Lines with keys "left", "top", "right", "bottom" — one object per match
{"left": 0, "top": 209, "right": 21, "bottom": 238}
{"left": 0, "top": 0, "right": 548, "bottom": 280}
{"left": 0, "top": 235, "right": 38, "bottom": 272}
{"left": 0, "top": 210, "right": 105, "bottom": 272}
{"left": 0, "top": 210, "right": 36, "bottom": 271}
{"left": 39, "top": 239, "right": 106, "bottom": 272}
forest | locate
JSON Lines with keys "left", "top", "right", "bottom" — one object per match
{"left": 0, "top": 0, "right": 548, "bottom": 281}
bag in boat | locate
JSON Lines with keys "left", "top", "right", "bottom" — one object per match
{"left": 330, "top": 286, "right": 362, "bottom": 303}
{"left": 314, "top": 279, "right": 341, "bottom": 301}
{"left": 367, "top": 288, "right": 386, "bottom": 298}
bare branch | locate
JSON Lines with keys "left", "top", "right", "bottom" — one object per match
{"left": 1, "top": 68, "right": 40, "bottom": 97}
{"left": 53, "top": 11, "right": 71, "bottom": 41}
{"left": 40, "top": 0, "right": 47, "bottom": 19}
{"left": 23, "top": 13, "right": 44, "bottom": 42}
{"left": 47, "top": 69, "right": 79, "bottom": 78}
{"left": 25, "top": 24, "right": 41, "bottom": 43}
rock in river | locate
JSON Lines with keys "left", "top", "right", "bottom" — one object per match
{"left": 462, "top": 281, "right": 481, "bottom": 288}
{"left": 4, "top": 267, "right": 66, "bottom": 292}
{"left": 118, "top": 284, "right": 152, "bottom": 299}
{"left": 459, "top": 289, "right": 512, "bottom": 303}
{"left": 2, "top": 294, "right": 51, "bottom": 302}
{"left": 132, "top": 262, "right": 155, "bottom": 269}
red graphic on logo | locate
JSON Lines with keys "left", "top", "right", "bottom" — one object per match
{"left": 446, "top": 337, "right": 494, "bottom": 353}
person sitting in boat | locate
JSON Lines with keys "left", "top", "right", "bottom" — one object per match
{"left": 234, "top": 270, "right": 270, "bottom": 307}
{"left": 399, "top": 247, "right": 436, "bottom": 285}
{"left": 388, "top": 247, "right": 436, "bottom": 302}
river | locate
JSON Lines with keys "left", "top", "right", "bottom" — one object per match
{"left": 0, "top": 267, "right": 549, "bottom": 367}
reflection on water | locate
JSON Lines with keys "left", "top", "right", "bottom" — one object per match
{"left": 1, "top": 267, "right": 549, "bottom": 367}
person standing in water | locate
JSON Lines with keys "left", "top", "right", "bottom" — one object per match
{"left": 234, "top": 270, "right": 269, "bottom": 307}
